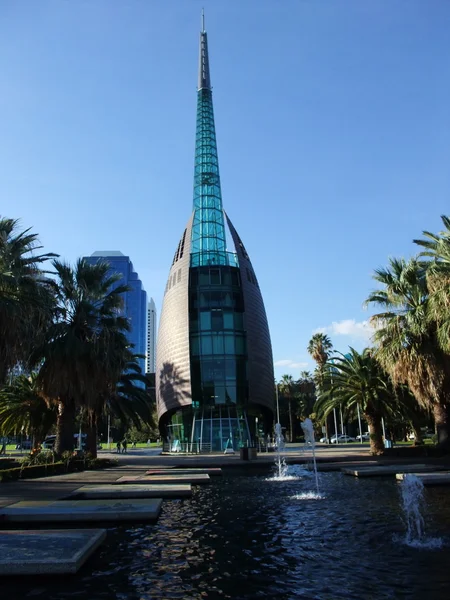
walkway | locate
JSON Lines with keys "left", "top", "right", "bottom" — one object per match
{"left": 1, "top": 444, "right": 448, "bottom": 510}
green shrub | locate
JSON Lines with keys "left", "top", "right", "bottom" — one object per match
{"left": 0, "top": 456, "right": 118, "bottom": 482}
{"left": 20, "top": 450, "right": 55, "bottom": 467}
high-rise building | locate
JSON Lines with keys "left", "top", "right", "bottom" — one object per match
{"left": 84, "top": 251, "right": 147, "bottom": 375}
{"left": 156, "top": 19, "right": 274, "bottom": 452}
{"left": 146, "top": 298, "right": 157, "bottom": 374}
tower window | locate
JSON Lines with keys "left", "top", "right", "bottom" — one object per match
{"left": 180, "top": 229, "right": 187, "bottom": 258}
{"left": 210, "top": 269, "right": 220, "bottom": 284}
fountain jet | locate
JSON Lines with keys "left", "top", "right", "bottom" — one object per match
{"left": 301, "top": 418, "right": 320, "bottom": 495}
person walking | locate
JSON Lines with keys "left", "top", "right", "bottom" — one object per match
{"left": 122, "top": 439, "right": 128, "bottom": 454}
{"left": 116, "top": 440, "right": 121, "bottom": 454}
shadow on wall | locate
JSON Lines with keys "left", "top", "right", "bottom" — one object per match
{"left": 159, "top": 361, "right": 190, "bottom": 409}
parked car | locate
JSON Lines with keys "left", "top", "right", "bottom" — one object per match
{"left": 330, "top": 435, "right": 356, "bottom": 444}
{"left": 319, "top": 436, "right": 329, "bottom": 443}
{"left": 42, "top": 435, "right": 56, "bottom": 449}
{"left": 15, "top": 440, "right": 32, "bottom": 450}
{"left": 356, "top": 433, "right": 370, "bottom": 441}
{"left": 408, "top": 429, "right": 434, "bottom": 440}
{"left": 42, "top": 434, "right": 87, "bottom": 450}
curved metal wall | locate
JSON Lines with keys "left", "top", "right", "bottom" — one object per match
{"left": 156, "top": 214, "right": 194, "bottom": 421}
{"left": 226, "top": 215, "right": 275, "bottom": 414}
{"left": 157, "top": 211, "right": 274, "bottom": 422}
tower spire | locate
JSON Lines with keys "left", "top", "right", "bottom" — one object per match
{"left": 191, "top": 15, "right": 227, "bottom": 266}
{"left": 198, "top": 11, "right": 211, "bottom": 90}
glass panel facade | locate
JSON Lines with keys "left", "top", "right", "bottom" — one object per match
{"left": 170, "top": 264, "right": 250, "bottom": 450}
{"left": 191, "top": 86, "right": 229, "bottom": 267}
{"left": 166, "top": 406, "right": 252, "bottom": 452}
{"left": 84, "top": 254, "right": 147, "bottom": 378}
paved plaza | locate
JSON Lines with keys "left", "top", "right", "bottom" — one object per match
{"left": 1, "top": 443, "right": 449, "bottom": 510}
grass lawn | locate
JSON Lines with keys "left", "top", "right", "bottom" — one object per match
{"left": 100, "top": 442, "right": 161, "bottom": 449}
{"left": 1, "top": 441, "right": 162, "bottom": 455}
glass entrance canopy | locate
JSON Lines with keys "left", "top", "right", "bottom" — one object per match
{"left": 166, "top": 405, "right": 251, "bottom": 453}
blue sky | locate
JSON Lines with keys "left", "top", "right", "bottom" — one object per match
{"left": 1, "top": 1, "right": 449, "bottom": 379}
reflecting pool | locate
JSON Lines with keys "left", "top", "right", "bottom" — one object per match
{"left": 4, "top": 471, "right": 450, "bottom": 599}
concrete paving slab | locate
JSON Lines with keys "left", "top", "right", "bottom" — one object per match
{"left": 145, "top": 468, "right": 222, "bottom": 476}
{"left": 396, "top": 472, "right": 450, "bottom": 486}
{"left": 0, "top": 498, "right": 162, "bottom": 523}
{"left": 0, "top": 529, "right": 106, "bottom": 575}
{"left": 116, "top": 473, "right": 211, "bottom": 485}
{"left": 69, "top": 483, "right": 191, "bottom": 499}
{"left": 342, "top": 464, "right": 446, "bottom": 477}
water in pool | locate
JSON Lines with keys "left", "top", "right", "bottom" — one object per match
{"left": 4, "top": 470, "right": 450, "bottom": 599}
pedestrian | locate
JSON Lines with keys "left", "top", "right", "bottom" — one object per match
{"left": 122, "top": 439, "right": 128, "bottom": 454}
{"left": 116, "top": 440, "right": 121, "bottom": 454}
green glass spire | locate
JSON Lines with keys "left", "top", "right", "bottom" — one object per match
{"left": 191, "top": 16, "right": 232, "bottom": 267}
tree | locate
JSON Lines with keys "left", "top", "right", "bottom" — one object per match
{"left": 79, "top": 332, "right": 138, "bottom": 457}
{"left": 36, "top": 259, "right": 129, "bottom": 455}
{"left": 315, "top": 348, "right": 392, "bottom": 455}
{"left": 0, "top": 217, "right": 56, "bottom": 383}
{"left": 392, "top": 385, "right": 427, "bottom": 446}
{"left": 296, "top": 371, "right": 316, "bottom": 420}
{"left": 0, "top": 373, "right": 56, "bottom": 447}
{"left": 108, "top": 358, "right": 156, "bottom": 433}
{"left": 307, "top": 333, "right": 333, "bottom": 391}
{"left": 279, "top": 374, "right": 295, "bottom": 442}
{"left": 366, "top": 257, "right": 450, "bottom": 448}
{"left": 414, "top": 215, "right": 450, "bottom": 350}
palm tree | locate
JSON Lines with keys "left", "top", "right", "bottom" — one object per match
{"left": 0, "top": 373, "right": 57, "bottom": 447}
{"left": 83, "top": 343, "right": 154, "bottom": 457}
{"left": 315, "top": 348, "right": 392, "bottom": 455}
{"left": 393, "top": 385, "right": 427, "bottom": 446}
{"left": 297, "top": 371, "right": 316, "bottom": 419}
{"left": 365, "top": 257, "right": 450, "bottom": 447}
{"left": 0, "top": 217, "right": 56, "bottom": 383}
{"left": 414, "top": 215, "right": 450, "bottom": 350}
{"left": 307, "top": 333, "right": 333, "bottom": 391}
{"left": 109, "top": 359, "right": 155, "bottom": 429}
{"left": 279, "top": 374, "right": 295, "bottom": 442}
{"left": 36, "top": 259, "right": 130, "bottom": 455}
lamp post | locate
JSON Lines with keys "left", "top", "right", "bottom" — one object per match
{"left": 340, "top": 406, "right": 346, "bottom": 442}
{"left": 357, "top": 403, "right": 363, "bottom": 445}
{"left": 333, "top": 408, "right": 339, "bottom": 444}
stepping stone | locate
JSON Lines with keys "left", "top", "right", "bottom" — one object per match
{"left": 0, "top": 499, "right": 162, "bottom": 523}
{"left": 116, "top": 473, "right": 211, "bottom": 485}
{"left": 69, "top": 484, "right": 191, "bottom": 499}
{"left": 396, "top": 472, "right": 450, "bottom": 486}
{"left": 342, "top": 464, "right": 446, "bottom": 477}
{"left": 0, "top": 529, "right": 106, "bottom": 575}
{"left": 145, "top": 468, "right": 222, "bottom": 476}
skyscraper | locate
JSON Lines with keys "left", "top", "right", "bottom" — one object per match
{"left": 156, "top": 18, "right": 274, "bottom": 451}
{"left": 84, "top": 251, "right": 147, "bottom": 375}
{"left": 146, "top": 298, "right": 157, "bottom": 374}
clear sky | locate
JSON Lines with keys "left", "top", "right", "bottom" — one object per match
{"left": 1, "top": 1, "right": 449, "bottom": 379}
